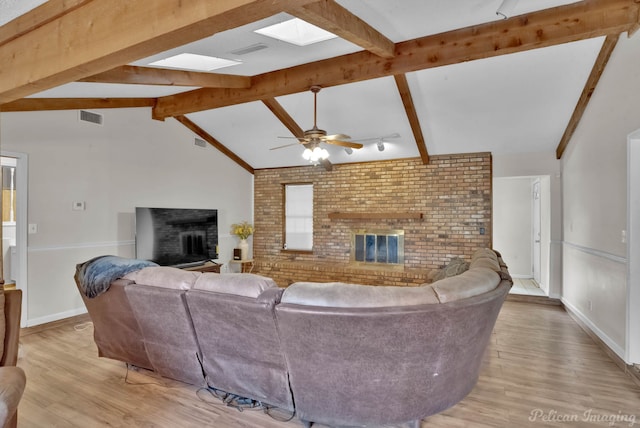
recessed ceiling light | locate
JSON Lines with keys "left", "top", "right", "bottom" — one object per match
{"left": 254, "top": 18, "right": 337, "bottom": 46}
{"left": 148, "top": 53, "right": 241, "bottom": 71}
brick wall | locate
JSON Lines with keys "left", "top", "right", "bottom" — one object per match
{"left": 253, "top": 154, "right": 492, "bottom": 286}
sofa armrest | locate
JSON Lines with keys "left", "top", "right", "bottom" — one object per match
{"left": 1, "top": 290, "right": 22, "bottom": 367}
{"left": 0, "top": 366, "right": 26, "bottom": 428}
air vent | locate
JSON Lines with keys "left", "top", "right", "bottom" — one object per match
{"left": 229, "top": 43, "right": 268, "bottom": 56}
{"left": 79, "top": 110, "right": 103, "bottom": 125}
{"left": 194, "top": 138, "right": 207, "bottom": 148}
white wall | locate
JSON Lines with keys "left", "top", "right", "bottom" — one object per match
{"left": 560, "top": 32, "right": 640, "bottom": 361}
{"left": 0, "top": 108, "right": 254, "bottom": 326}
{"left": 493, "top": 177, "right": 533, "bottom": 277}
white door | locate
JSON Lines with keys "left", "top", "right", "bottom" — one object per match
{"left": 532, "top": 180, "right": 541, "bottom": 284}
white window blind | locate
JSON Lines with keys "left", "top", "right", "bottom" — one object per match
{"left": 285, "top": 184, "right": 313, "bottom": 250}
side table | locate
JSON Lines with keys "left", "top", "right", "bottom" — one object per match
{"left": 182, "top": 261, "right": 222, "bottom": 273}
{"left": 229, "top": 259, "right": 254, "bottom": 273}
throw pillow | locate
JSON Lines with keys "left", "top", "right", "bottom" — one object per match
{"left": 432, "top": 257, "right": 470, "bottom": 281}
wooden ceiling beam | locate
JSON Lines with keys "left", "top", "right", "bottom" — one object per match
{"left": 174, "top": 115, "right": 254, "bottom": 175}
{"left": 79, "top": 65, "right": 251, "bottom": 89}
{"left": 262, "top": 98, "right": 333, "bottom": 171}
{"left": 393, "top": 74, "right": 429, "bottom": 165}
{"left": 556, "top": 35, "right": 619, "bottom": 159}
{"left": 0, "top": 0, "right": 315, "bottom": 104}
{"left": 0, "top": 97, "right": 155, "bottom": 112}
{"left": 285, "top": 0, "right": 395, "bottom": 59}
{"left": 153, "top": 0, "right": 639, "bottom": 119}
{"left": 0, "top": 0, "right": 91, "bottom": 47}
{"left": 262, "top": 98, "right": 305, "bottom": 137}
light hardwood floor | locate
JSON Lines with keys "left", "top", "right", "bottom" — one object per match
{"left": 15, "top": 301, "right": 640, "bottom": 427}
{"left": 510, "top": 278, "right": 546, "bottom": 297}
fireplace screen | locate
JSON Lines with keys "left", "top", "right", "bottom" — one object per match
{"left": 351, "top": 229, "right": 404, "bottom": 265}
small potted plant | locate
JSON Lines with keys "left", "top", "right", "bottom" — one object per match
{"left": 231, "top": 221, "right": 254, "bottom": 260}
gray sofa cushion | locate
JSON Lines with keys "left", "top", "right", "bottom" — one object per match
{"left": 281, "top": 281, "right": 440, "bottom": 308}
{"left": 275, "top": 282, "right": 512, "bottom": 427}
{"left": 193, "top": 273, "right": 277, "bottom": 298}
{"left": 432, "top": 267, "right": 500, "bottom": 303}
{"left": 123, "top": 266, "right": 200, "bottom": 290}
{"left": 125, "top": 284, "right": 203, "bottom": 385}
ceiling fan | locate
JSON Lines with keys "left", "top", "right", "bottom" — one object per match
{"left": 270, "top": 86, "right": 363, "bottom": 162}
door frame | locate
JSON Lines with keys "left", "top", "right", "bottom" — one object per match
{"left": 532, "top": 179, "right": 542, "bottom": 284}
{"left": 1, "top": 151, "right": 28, "bottom": 327}
{"left": 627, "top": 130, "right": 640, "bottom": 364}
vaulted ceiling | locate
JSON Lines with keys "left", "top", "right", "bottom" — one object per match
{"left": 0, "top": 0, "right": 638, "bottom": 172}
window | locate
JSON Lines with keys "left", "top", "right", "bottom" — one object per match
{"left": 284, "top": 184, "right": 313, "bottom": 251}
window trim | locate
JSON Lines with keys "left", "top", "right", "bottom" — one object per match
{"left": 282, "top": 182, "right": 314, "bottom": 252}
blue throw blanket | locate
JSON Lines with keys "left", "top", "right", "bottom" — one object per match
{"left": 75, "top": 255, "right": 158, "bottom": 298}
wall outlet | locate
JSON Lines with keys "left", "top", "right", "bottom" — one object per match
{"left": 622, "top": 230, "right": 627, "bottom": 244}
{"left": 72, "top": 201, "right": 86, "bottom": 211}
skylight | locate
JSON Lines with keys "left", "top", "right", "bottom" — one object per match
{"left": 148, "top": 53, "right": 241, "bottom": 72}
{"left": 254, "top": 18, "right": 338, "bottom": 46}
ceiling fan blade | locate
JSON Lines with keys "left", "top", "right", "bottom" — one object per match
{"left": 278, "top": 136, "right": 308, "bottom": 141}
{"left": 326, "top": 140, "right": 363, "bottom": 149}
{"left": 323, "top": 133, "right": 351, "bottom": 141}
{"left": 350, "top": 132, "right": 401, "bottom": 142}
{"left": 270, "top": 142, "right": 304, "bottom": 150}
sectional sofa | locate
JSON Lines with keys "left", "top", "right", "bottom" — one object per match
{"left": 75, "top": 248, "right": 512, "bottom": 427}
{"left": 0, "top": 287, "right": 26, "bottom": 428}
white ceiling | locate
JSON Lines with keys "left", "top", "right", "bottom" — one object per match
{"left": 2, "top": 0, "right": 601, "bottom": 169}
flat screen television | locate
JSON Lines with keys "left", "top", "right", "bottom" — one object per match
{"left": 135, "top": 207, "right": 218, "bottom": 267}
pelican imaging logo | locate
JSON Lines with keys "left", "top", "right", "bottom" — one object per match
{"left": 529, "top": 409, "right": 636, "bottom": 426}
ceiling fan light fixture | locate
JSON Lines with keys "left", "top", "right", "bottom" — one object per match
{"left": 345, "top": 147, "right": 353, "bottom": 155}
{"left": 377, "top": 141, "right": 385, "bottom": 152}
{"left": 302, "top": 146, "right": 329, "bottom": 163}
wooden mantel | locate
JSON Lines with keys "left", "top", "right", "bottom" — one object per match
{"left": 328, "top": 212, "right": 423, "bottom": 220}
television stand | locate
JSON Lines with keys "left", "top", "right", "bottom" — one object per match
{"left": 181, "top": 261, "right": 221, "bottom": 274}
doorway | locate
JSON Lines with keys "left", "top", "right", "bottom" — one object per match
{"left": 1, "top": 152, "right": 28, "bottom": 327}
{"left": 493, "top": 176, "right": 549, "bottom": 296}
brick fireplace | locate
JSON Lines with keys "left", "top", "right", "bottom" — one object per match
{"left": 253, "top": 154, "right": 492, "bottom": 286}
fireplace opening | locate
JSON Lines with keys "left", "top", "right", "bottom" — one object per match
{"left": 351, "top": 229, "right": 404, "bottom": 266}
{"left": 179, "top": 231, "right": 207, "bottom": 257}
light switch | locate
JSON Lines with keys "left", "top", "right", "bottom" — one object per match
{"left": 28, "top": 224, "right": 38, "bottom": 234}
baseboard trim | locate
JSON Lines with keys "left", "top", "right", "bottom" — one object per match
{"left": 506, "top": 294, "right": 562, "bottom": 305}
{"left": 21, "top": 312, "right": 91, "bottom": 337}
{"left": 562, "top": 301, "right": 640, "bottom": 387}
{"left": 25, "top": 307, "right": 88, "bottom": 328}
